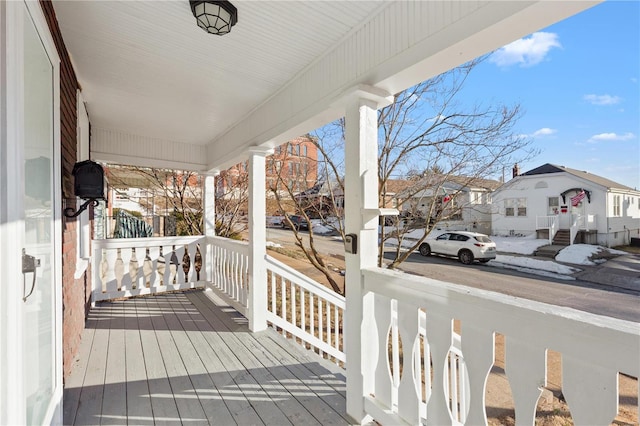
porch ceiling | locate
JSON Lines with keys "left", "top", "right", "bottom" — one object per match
{"left": 53, "top": 1, "right": 600, "bottom": 172}
{"left": 53, "top": 0, "right": 388, "bottom": 145}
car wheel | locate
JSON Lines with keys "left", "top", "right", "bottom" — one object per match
{"left": 459, "top": 250, "right": 474, "bottom": 265}
{"left": 281, "top": 222, "right": 286, "bottom": 229}
{"left": 419, "top": 243, "right": 431, "bottom": 256}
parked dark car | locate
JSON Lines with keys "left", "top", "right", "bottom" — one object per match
{"left": 281, "top": 215, "right": 309, "bottom": 230}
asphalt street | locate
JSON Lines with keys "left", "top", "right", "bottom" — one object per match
{"left": 266, "top": 227, "right": 640, "bottom": 322}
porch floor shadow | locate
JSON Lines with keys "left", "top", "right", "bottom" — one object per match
{"left": 63, "top": 290, "right": 349, "bottom": 425}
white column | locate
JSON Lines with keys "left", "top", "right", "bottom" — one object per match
{"left": 204, "top": 171, "right": 218, "bottom": 238}
{"left": 203, "top": 171, "right": 218, "bottom": 283}
{"left": 247, "top": 147, "right": 272, "bottom": 332}
{"left": 343, "top": 87, "right": 392, "bottom": 422}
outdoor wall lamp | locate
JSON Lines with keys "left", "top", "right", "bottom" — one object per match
{"left": 64, "top": 160, "right": 105, "bottom": 218}
{"left": 190, "top": 0, "right": 238, "bottom": 35}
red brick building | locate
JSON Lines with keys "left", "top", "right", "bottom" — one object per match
{"left": 218, "top": 135, "right": 318, "bottom": 201}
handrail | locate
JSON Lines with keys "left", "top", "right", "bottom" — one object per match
{"left": 536, "top": 215, "right": 558, "bottom": 244}
{"left": 361, "top": 267, "right": 639, "bottom": 425}
{"left": 206, "top": 236, "right": 249, "bottom": 315}
{"left": 570, "top": 214, "right": 579, "bottom": 245}
{"left": 265, "top": 255, "right": 345, "bottom": 363}
{"left": 92, "top": 235, "right": 206, "bottom": 302}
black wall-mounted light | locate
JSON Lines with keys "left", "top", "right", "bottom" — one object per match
{"left": 190, "top": 0, "right": 238, "bottom": 35}
{"left": 64, "top": 160, "right": 105, "bottom": 218}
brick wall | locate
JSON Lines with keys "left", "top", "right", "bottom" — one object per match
{"left": 40, "top": 0, "right": 91, "bottom": 382}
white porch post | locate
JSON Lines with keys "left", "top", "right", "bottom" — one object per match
{"left": 343, "top": 87, "right": 392, "bottom": 422}
{"left": 248, "top": 147, "right": 272, "bottom": 332}
{"left": 204, "top": 171, "right": 218, "bottom": 282}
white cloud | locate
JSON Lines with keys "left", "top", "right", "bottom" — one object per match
{"left": 588, "top": 132, "right": 635, "bottom": 142}
{"left": 583, "top": 94, "right": 622, "bottom": 105}
{"left": 532, "top": 128, "right": 557, "bottom": 137}
{"left": 490, "top": 32, "right": 561, "bottom": 67}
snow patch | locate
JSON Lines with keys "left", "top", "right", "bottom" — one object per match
{"left": 266, "top": 241, "right": 282, "bottom": 248}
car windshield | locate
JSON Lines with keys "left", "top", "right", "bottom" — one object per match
{"left": 474, "top": 235, "right": 492, "bottom": 243}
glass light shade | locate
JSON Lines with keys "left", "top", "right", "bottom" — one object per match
{"left": 190, "top": 1, "right": 238, "bottom": 35}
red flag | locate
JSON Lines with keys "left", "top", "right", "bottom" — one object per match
{"left": 571, "top": 190, "right": 585, "bottom": 206}
{"left": 442, "top": 187, "right": 451, "bottom": 203}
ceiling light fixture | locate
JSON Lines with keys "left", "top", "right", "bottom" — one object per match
{"left": 190, "top": 0, "right": 238, "bottom": 35}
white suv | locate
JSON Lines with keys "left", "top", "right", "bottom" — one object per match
{"left": 418, "top": 231, "right": 496, "bottom": 264}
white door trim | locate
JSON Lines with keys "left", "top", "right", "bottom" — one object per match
{"left": 0, "top": 1, "right": 62, "bottom": 424}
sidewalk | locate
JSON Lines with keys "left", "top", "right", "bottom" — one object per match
{"left": 570, "top": 254, "right": 640, "bottom": 292}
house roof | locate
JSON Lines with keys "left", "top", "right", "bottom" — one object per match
{"left": 389, "top": 175, "right": 501, "bottom": 199}
{"left": 521, "top": 163, "right": 635, "bottom": 191}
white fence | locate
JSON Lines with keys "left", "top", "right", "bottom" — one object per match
{"left": 206, "top": 236, "right": 250, "bottom": 316}
{"left": 92, "top": 236, "right": 205, "bottom": 302}
{"left": 536, "top": 215, "right": 559, "bottom": 244}
{"left": 362, "top": 267, "right": 639, "bottom": 425}
{"left": 265, "top": 255, "right": 345, "bottom": 363}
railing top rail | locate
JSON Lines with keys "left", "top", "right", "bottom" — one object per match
{"left": 93, "top": 235, "right": 205, "bottom": 249}
{"left": 207, "top": 235, "right": 250, "bottom": 251}
{"left": 363, "top": 267, "right": 639, "bottom": 374}
{"left": 266, "top": 255, "right": 345, "bottom": 308}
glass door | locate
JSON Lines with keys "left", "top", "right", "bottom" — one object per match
{"left": 22, "top": 5, "right": 57, "bottom": 424}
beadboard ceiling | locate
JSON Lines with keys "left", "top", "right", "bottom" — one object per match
{"left": 53, "top": 0, "right": 389, "bottom": 146}
{"left": 53, "top": 1, "right": 600, "bottom": 171}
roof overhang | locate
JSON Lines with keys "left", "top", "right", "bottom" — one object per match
{"left": 53, "top": 0, "right": 601, "bottom": 172}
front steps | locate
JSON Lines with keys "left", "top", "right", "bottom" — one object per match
{"left": 534, "top": 229, "right": 572, "bottom": 258}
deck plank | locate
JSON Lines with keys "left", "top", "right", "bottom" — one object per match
{"left": 124, "top": 299, "right": 154, "bottom": 425}
{"left": 100, "top": 301, "right": 127, "bottom": 425}
{"left": 161, "top": 294, "right": 238, "bottom": 426}
{"left": 137, "top": 297, "right": 182, "bottom": 426}
{"left": 187, "top": 292, "right": 293, "bottom": 425}
{"left": 147, "top": 296, "right": 209, "bottom": 425}
{"left": 191, "top": 291, "right": 349, "bottom": 425}
{"left": 63, "top": 290, "right": 349, "bottom": 426}
{"left": 73, "top": 308, "right": 109, "bottom": 426}
{"left": 62, "top": 306, "right": 98, "bottom": 425}
{"left": 172, "top": 295, "right": 265, "bottom": 425}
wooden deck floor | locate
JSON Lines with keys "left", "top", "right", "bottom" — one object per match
{"left": 63, "top": 290, "right": 350, "bottom": 425}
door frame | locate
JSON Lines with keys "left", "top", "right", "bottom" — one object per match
{"left": 0, "top": 1, "right": 62, "bottom": 424}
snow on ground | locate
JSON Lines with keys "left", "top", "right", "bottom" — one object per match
{"left": 556, "top": 244, "right": 626, "bottom": 265}
{"left": 310, "top": 220, "right": 333, "bottom": 235}
{"left": 491, "top": 235, "right": 549, "bottom": 255}
{"left": 489, "top": 255, "right": 580, "bottom": 280}
{"left": 266, "top": 241, "right": 282, "bottom": 248}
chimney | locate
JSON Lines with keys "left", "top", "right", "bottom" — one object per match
{"left": 512, "top": 163, "right": 520, "bottom": 179}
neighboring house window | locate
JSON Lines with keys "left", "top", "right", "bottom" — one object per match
{"left": 505, "top": 198, "right": 527, "bottom": 217}
{"left": 613, "top": 195, "right": 621, "bottom": 216}
{"left": 548, "top": 197, "right": 559, "bottom": 215}
{"left": 296, "top": 144, "right": 301, "bottom": 156}
{"left": 471, "top": 192, "right": 481, "bottom": 204}
{"left": 303, "top": 145, "right": 308, "bottom": 157}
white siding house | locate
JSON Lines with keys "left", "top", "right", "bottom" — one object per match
{"left": 492, "top": 164, "right": 640, "bottom": 247}
{"left": 403, "top": 178, "right": 499, "bottom": 235}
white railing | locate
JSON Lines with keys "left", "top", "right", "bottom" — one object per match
{"left": 570, "top": 214, "right": 579, "bottom": 246}
{"left": 362, "top": 267, "right": 639, "bottom": 426}
{"left": 206, "top": 236, "right": 249, "bottom": 316}
{"left": 536, "top": 215, "right": 559, "bottom": 244}
{"left": 92, "top": 236, "right": 206, "bottom": 302}
{"left": 265, "top": 255, "right": 345, "bottom": 363}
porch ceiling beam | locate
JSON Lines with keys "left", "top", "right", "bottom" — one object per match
{"left": 206, "top": 0, "right": 599, "bottom": 171}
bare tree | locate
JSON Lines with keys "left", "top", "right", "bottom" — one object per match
{"left": 268, "top": 139, "right": 346, "bottom": 295}
{"left": 310, "top": 57, "right": 537, "bottom": 269}
{"left": 216, "top": 166, "right": 249, "bottom": 239}
{"left": 106, "top": 165, "right": 204, "bottom": 235}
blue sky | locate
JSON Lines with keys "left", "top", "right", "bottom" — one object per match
{"left": 464, "top": 1, "right": 639, "bottom": 189}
